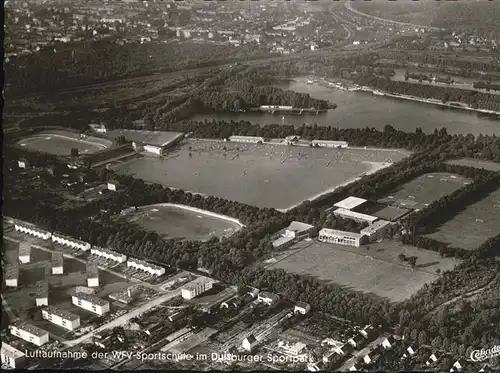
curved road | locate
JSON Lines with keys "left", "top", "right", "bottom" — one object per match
{"left": 344, "top": 0, "right": 443, "bottom": 32}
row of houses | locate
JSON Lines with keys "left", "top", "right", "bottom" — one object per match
{"left": 90, "top": 246, "right": 127, "bottom": 263}
{"left": 127, "top": 258, "right": 166, "bottom": 277}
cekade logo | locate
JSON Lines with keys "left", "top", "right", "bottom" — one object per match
{"left": 470, "top": 345, "right": 500, "bottom": 362}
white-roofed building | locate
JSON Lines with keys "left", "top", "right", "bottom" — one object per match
{"left": 272, "top": 221, "right": 314, "bottom": 249}
{"left": 14, "top": 221, "right": 52, "bottom": 240}
{"left": 319, "top": 228, "right": 366, "bottom": 247}
{"left": 228, "top": 135, "right": 265, "bottom": 143}
{"left": 311, "top": 140, "right": 348, "bottom": 148}
{"left": 361, "top": 220, "right": 392, "bottom": 242}
{"left": 35, "top": 280, "right": 49, "bottom": 307}
{"left": 72, "top": 293, "right": 110, "bottom": 315}
{"left": 294, "top": 302, "right": 311, "bottom": 315}
{"left": 181, "top": 276, "right": 214, "bottom": 300}
{"left": 242, "top": 334, "right": 258, "bottom": 352}
{"left": 333, "top": 208, "right": 379, "bottom": 224}
{"left": 42, "top": 306, "right": 81, "bottom": 331}
{"left": 18, "top": 242, "right": 31, "bottom": 264}
{"left": 52, "top": 252, "right": 64, "bottom": 274}
{"left": 280, "top": 341, "right": 307, "bottom": 356}
{"left": 126, "top": 258, "right": 165, "bottom": 276}
{"left": 10, "top": 322, "right": 49, "bottom": 346}
{"left": 87, "top": 263, "right": 99, "bottom": 287}
{"left": 18, "top": 159, "right": 29, "bottom": 169}
{"left": 90, "top": 247, "right": 127, "bottom": 263}
{"left": 107, "top": 180, "right": 119, "bottom": 191}
{"left": 257, "top": 291, "right": 280, "bottom": 306}
{"left": 52, "top": 233, "right": 91, "bottom": 251}
{"left": 1, "top": 343, "right": 25, "bottom": 368}
{"left": 333, "top": 197, "right": 367, "bottom": 210}
{"left": 5, "top": 264, "right": 19, "bottom": 287}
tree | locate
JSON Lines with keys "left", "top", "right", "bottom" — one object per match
{"left": 407, "top": 256, "right": 417, "bottom": 269}
{"left": 398, "top": 254, "right": 407, "bottom": 262}
{"left": 70, "top": 148, "right": 79, "bottom": 158}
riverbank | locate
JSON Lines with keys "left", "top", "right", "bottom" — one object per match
{"left": 304, "top": 77, "right": 500, "bottom": 117}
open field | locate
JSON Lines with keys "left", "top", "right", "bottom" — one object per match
{"left": 16, "top": 131, "right": 112, "bottom": 156}
{"left": 2, "top": 238, "right": 132, "bottom": 338}
{"left": 266, "top": 239, "right": 459, "bottom": 302}
{"left": 446, "top": 158, "right": 500, "bottom": 172}
{"left": 425, "top": 188, "right": 500, "bottom": 250}
{"left": 378, "top": 172, "right": 472, "bottom": 210}
{"left": 113, "top": 139, "right": 409, "bottom": 210}
{"left": 119, "top": 204, "right": 242, "bottom": 241}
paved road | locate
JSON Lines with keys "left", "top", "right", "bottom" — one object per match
{"left": 344, "top": 0, "right": 443, "bottom": 31}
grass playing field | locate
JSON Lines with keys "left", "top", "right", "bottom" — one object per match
{"left": 120, "top": 204, "right": 242, "bottom": 241}
{"left": 425, "top": 187, "right": 500, "bottom": 250}
{"left": 266, "top": 239, "right": 459, "bottom": 302}
{"left": 378, "top": 172, "right": 472, "bottom": 210}
{"left": 113, "top": 140, "right": 409, "bottom": 210}
{"left": 17, "top": 131, "right": 111, "bottom": 156}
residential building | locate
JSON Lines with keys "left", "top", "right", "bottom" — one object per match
{"left": 257, "top": 291, "right": 280, "bottom": 306}
{"left": 348, "top": 334, "right": 367, "bottom": 349}
{"left": 87, "top": 263, "right": 99, "bottom": 287}
{"left": 14, "top": 221, "right": 52, "bottom": 240}
{"left": 405, "top": 345, "right": 417, "bottom": 356}
{"left": 450, "top": 358, "right": 466, "bottom": 372}
{"left": 35, "top": 280, "right": 49, "bottom": 307}
{"left": 426, "top": 351, "right": 442, "bottom": 366}
{"left": 280, "top": 341, "right": 307, "bottom": 356}
{"left": 247, "top": 287, "right": 260, "bottom": 298}
{"left": 294, "top": 301, "right": 311, "bottom": 315}
{"left": 181, "top": 277, "right": 214, "bottom": 300}
{"left": 311, "top": 140, "right": 348, "bottom": 148}
{"left": 318, "top": 228, "right": 366, "bottom": 247}
{"left": 18, "top": 242, "right": 31, "bottom": 264}
{"left": 334, "top": 197, "right": 368, "bottom": 210}
{"left": 18, "top": 159, "right": 29, "bottom": 169}
{"left": 9, "top": 322, "right": 49, "bottom": 346}
{"left": 381, "top": 335, "right": 397, "bottom": 349}
{"left": 1, "top": 343, "right": 25, "bottom": 369}
{"left": 228, "top": 135, "right": 265, "bottom": 144}
{"left": 52, "top": 252, "right": 64, "bottom": 274}
{"left": 333, "top": 208, "right": 379, "bottom": 224}
{"left": 107, "top": 181, "right": 118, "bottom": 191}
{"left": 72, "top": 293, "right": 110, "bottom": 315}
{"left": 360, "top": 325, "right": 377, "bottom": 340}
{"left": 126, "top": 258, "right": 166, "bottom": 276}
{"left": 361, "top": 220, "right": 392, "bottom": 242}
{"left": 349, "top": 361, "right": 363, "bottom": 371}
{"left": 52, "top": 233, "right": 91, "bottom": 251}
{"left": 89, "top": 123, "right": 107, "bottom": 133}
{"left": 42, "top": 307, "right": 80, "bottom": 331}
{"left": 90, "top": 247, "right": 127, "bottom": 263}
{"left": 5, "top": 264, "right": 19, "bottom": 287}
{"left": 242, "top": 334, "right": 258, "bottom": 352}
{"left": 363, "top": 348, "right": 380, "bottom": 365}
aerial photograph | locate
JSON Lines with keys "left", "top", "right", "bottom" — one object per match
{"left": 2, "top": 0, "right": 500, "bottom": 371}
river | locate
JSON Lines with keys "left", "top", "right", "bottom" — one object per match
{"left": 189, "top": 78, "right": 500, "bottom": 136}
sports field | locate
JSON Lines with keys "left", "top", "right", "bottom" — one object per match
{"left": 17, "top": 131, "right": 111, "bottom": 156}
{"left": 425, "top": 188, "right": 500, "bottom": 250}
{"left": 120, "top": 203, "right": 243, "bottom": 241}
{"left": 113, "top": 140, "right": 409, "bottom": 210}
{"left": 266, "top": 240, "right": 459, "bottom": 302}
{"left": 378, "top": 172, "right": 472, "bottom": 210}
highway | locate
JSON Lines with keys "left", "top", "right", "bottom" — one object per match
{"left": 344, "top": 0, "right": 443, "bottom": 32}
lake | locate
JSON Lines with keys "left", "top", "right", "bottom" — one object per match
{"left": 189, "top": 79, "right": 500, "bottom": 136}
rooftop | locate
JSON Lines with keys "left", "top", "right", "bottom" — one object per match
{"left": 272, "top": 235, "right": 294, "bottom": 248}
{"left": 286, "top": 221, "right": 314, "bottom": 233}
{"left": 334, "top": 196, "right": 367, "bottom": 210}
{"left": 182, "top": 276, "right": 214, "bottom": 290}
{"left": 92, "top": 246, "right": 126, "bottom": 258}
{"left": 11, "top": 321, "right": 48, "bottom": 337}
{"left": 73, "top": 293, "right": 110, "bottom": 307}
{"left": 4, "top": 264, "right": 19, "bottom": 279}
{"left": 229, "top": 135, "right": 265, "bottom": 140}
{"left": 1, "top": 343, "right": 25, "bottom": 360}
{"left": 295, "top": 301, "right": 310, "bottom": 309}
{"left": 311, "top": 139, "right": 348, "bottom": 144}
{"left": 52, "top": 232, "right": 90, "bottom": 247}
{"left": 52, "top": 252, "right": 64, "bottom": 266}
{"left": 19, "top": 242, "right": 31, "bottom": 256}
{"left": 259, "top": 291, "right": 280, "bottom": 300}
{"left": 43, "top": 306, "right": 80, "bottom": 322}
{"left": 334, "top": 208, "right": 379, "bottom": 223}
{"left": 106, "top": 129, "right": 184, "bottom": 147}
{"left": 128, "top": 257, "right": 164, "bottom": 271}
{"left": 319, "top": 228, "right": 365, "bottom": 239}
